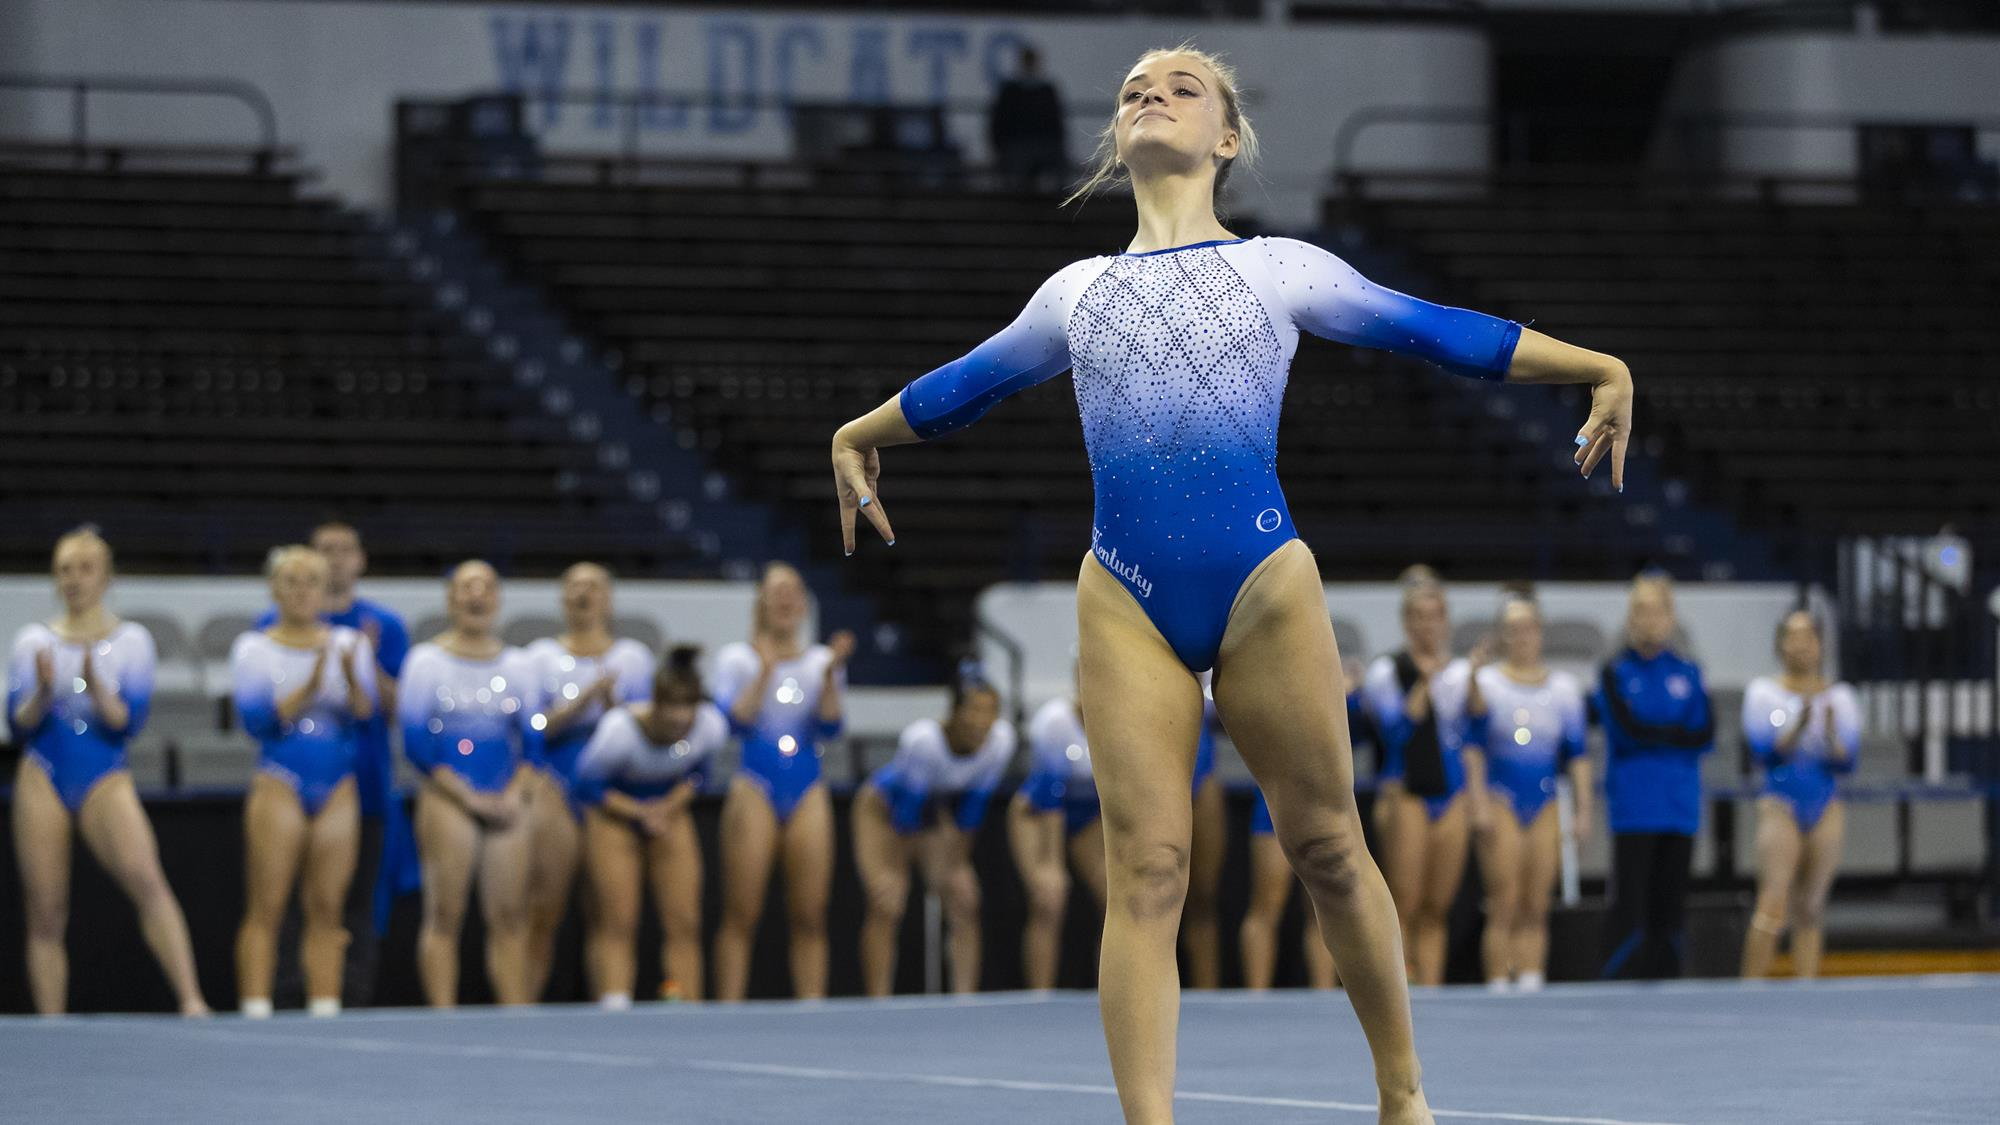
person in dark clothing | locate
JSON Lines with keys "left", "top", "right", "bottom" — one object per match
{"left": 1595, "top": 573, "right": 1713, "bottom": 980}
{"left": 988, "top": 46, "right": 1069, "bottom": 192}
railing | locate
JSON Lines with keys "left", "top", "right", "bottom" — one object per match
{"left": 0, "top": 73, "right": 284, "bottom": 171}
{"left": 1328, "top": 103, "right": 2000, "bottom": 198}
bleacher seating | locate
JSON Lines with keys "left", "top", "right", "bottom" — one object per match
{"left": 456, "top": 178, "right": 1661, "bottom": 657}
{"left": 1337, "top": 186, "right": 2000, "bottom": 566}
{"left": 0, "top": 162, "right": 703, "bottom": 576}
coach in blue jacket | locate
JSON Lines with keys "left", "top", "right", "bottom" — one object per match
{"left": 1595, "top": 573, "right": 1713, "bottom": 979}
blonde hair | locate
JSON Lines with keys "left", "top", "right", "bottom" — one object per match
{"left": 264, "top": 544, "right": 328, "bottom": 582}
{"left": 1629, "top": 571, "right": 1675, "bottom": 608}
{"left": 1063, "top": 43, "right": 1260, "bottom": 213}
{"left": 53, "top": 525, "right": 113, "bottom": 571}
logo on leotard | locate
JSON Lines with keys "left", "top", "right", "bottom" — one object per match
{"left": 1091, "top": 527, "right": 1153, "bottom": 599}
{"left": 1254, "top": 508, "right": 1282, "bottom": 533}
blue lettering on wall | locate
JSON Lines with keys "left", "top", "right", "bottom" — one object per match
{"left": 705, "top": 20, "right": 758, "bottom": 133}
{"left": 906, "top": 27, "right": 968, "bottom": 105}
{"left": 849, "top": 24, "right": 891, "bottom": 105}
{"left": 774, "top": 22, "right": 825, "bottom": 116}
{"left": 590, "top": 17, "right": 616, "bottom": 129}
{"left": 491, "top": 13, "right": 574, "bottom": 127}
{"left": 634, "top": 19, "right": 688, "bottom": 132}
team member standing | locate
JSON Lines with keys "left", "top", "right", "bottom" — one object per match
{"left": 711, "top": 562, "right": 854, "bottom": 1001}
{"left": 1739, "top": 611, "right": 1858, "bottom": 979}
{"left": 576, "top": 645, "right": 727, "bottom": 1006}
{"left": 8, "top": 528, "right": 208, "bottom": 1015}
{"left": 253, "top": 518, "right": 410, "bottom": 1007}
{"left": 232, "top": 546, "right": 378, "bottom": 1017}
{"left": 1597, "top": 573, "right": 1713, "bottom": 981}
{"left": 399, "top": 561, "right": 543, "bottom": 1006}
{"left": 523, "top": 562, "right": 654, "bottom": 999}
{"left": 1364, "top": 576, "right": 1483, "bottom": 986}
{"left": 853, "top": 660, "right": 1015, "bottom": 996}
{"left": 1010, "top": 685, "right": 1107, "bottom": 990}
{"left": 832, "top": 43, "right": 1630, "bottom": 1119}
{"left": 1465, "top": 593, "right": 1591, "bottom": 992}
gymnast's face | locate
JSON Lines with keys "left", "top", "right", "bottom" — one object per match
{"left": 270, "top": 555, "right": 330, "bottom": 626}
{"left": 1114, "top": 53, "right": 1238, "bottom": 181}
{"left": 447, "top": 561, "right": 501, "bottom": 635}
{"left": 757, "top": 567, "right": 809, "bottom": 637}
{"left": 1401, "top": 589, "right": 1449, "bottom": 656}
{"left": 644, "top": 692, "right": 700, "bottom": 744}
{"left": 1499, "top": 601, "right": 1542, "bottom": 667}
{"left": 946, "top": 687, "right": 1001, "bottom": 756}
{"left": 52, "top": 536, "right": 112, "bottom": 614}
{"left": 1626, "top": 583, "right": 1675, "bottom": 652}
{"left": 561, "top": 563, "right": 612, "bottom": 631}
{"left": 1777, "top": 611, "right": 1821, "bottom": 676}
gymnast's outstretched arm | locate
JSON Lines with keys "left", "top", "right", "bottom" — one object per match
{"left": 830, "top": 258, "right": 1096, "bottom": 555}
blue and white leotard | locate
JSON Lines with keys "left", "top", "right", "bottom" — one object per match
{"left": 899, "top": 237, "right": 1521, "bottom": 672}
{"left": 1470, "top": 666, "right": 1586, "bottom": 826}
{"left": 232, "top": 627, "right": 378, "bottom": 816}
{"left": 711, "top": 642, "right": 845, "bottom": 823}
{"left": 1742, "top": 677, "right": 1860, "bottom": 832}
{"left": 1363, "top": 655, "right": 1474, "bottom": 820}
{"left": 868, "top": 717, "right": 1018, "bottom": 835}
{"left": 7, "top": 622, "right": 155, "bottom": 812}
{"left": 397, "top": 644, "right": 544, "bottom": 794}
{"left": 574, "top": 702, "right": 729, "bottom": 807}
{"left": 525, "top": 637, "right": 654, "bottom": 812}
{"left": 1022, "top": 697, "right": 1098, "bottom": 836}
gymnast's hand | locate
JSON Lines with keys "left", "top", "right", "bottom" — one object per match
{"left": 1572, "top": 363, "right": 1633, "bottom": 490}
{"left": 832, "top": 399, "right": 919, "bottom": 555}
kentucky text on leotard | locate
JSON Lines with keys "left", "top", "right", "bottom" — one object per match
{"left": 899, "top": 237, "right": 1521, "bottom": 671}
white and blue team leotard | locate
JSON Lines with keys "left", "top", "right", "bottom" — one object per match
{"left": 1021, "top": 697, "right": 1098, "bottom": 836}
{"left": 1363, "top": 655, "right": 1475, "bottom": 820}
{"left": 1742, "top": 678, "right": 1860, "bottom": 831}
{"left": 868, "top": 716, "right": 1018, "bottom": 835}
{"left": 1470, "top": 666, "right": 1587, "bottom": 826}
{"left": 573, "top": 702, "right": 729, "bottom": 807}
{"left": 7, "top": 622, "right": 155, "bottom": 812}
{"left": 524, "top": 637, "right": 654, "bottom": 808}
{"left": 711, "top": 642, "right": 845, "bottom": 824}
{"left": 397, "top": 643, "right": 544, "bottom": 793}
{"left": 232, "top": 627, "right": 379, "bottom": 817}
{"left": 899, "top": 237, "right": 1521, "bottom": 672}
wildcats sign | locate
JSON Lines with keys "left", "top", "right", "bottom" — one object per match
{"left": 487, "top": 10, "right": 1041, "bottom": 136}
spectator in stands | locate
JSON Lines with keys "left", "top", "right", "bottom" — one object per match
{"left": 254, "top": 516, "right": 409, "bottom": 1008}
{"left": 7, "top": 527, "right": 209, "bottom": 1015}
{"left": 575, "top": 645, "right": 726, "bottom": 1007}
{"left": 231, "top": 546, "right": 377, "bottom": 1017}
{"left": 1361, "top": 570, "right": 1482, "bottom": 985}
{"left": 399, "top": 561, "right": 542, "bottom": 1006}
{"left": 710, "top": 563, "right": 854, "bottom": 1001}
{"left": 1596, "top": 572, "right": 1713, "bottom": 980}
{"left": 1181, "top": 672, "right": 1226, "bottom": 989}
{"left": 1239, "top": 654, "right": 1370, "bottom": 991}
{"left": 1009, "top": 665, "right": 1106, "bottom": 990}
{"left": 1464, "top": 589, "right": 1592, "bottom": 992}
{"left": 1740, "top": 610, "right": 1858, "bottom": 979}
{"left": 988, "top": 45, "right": 1069, "bottom": 192}
{"left": 522, "top": 563, "right": 654, "bottom": 1000}
{"left": 852, "top": 658, "right": 1015, "bottom": 996}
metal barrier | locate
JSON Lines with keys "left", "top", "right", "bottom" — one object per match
{"left": 0, "top": 73, "right": 283, "bottom": 170}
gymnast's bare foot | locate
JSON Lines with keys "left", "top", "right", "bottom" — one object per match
{"left": 1380, "top": 1084, "right": 1435, "bottom": 1125}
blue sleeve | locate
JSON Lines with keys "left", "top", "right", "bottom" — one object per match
{"left": 397, "top": 656, "right": 440, "bottom": 773}
{"left": 114, "top": 629, "right": 156, "bottom": 738}
{"left": 373, "top": 612, "right": 411, "bottom": 679}
{"left": 252, "top": 606, "right": 278, "bottom": 630}
{"left": 1271, "top": 238, "right": 1521, "bottom": 382}
{"left": 1685, "top": 667, "right": 1715, "bottom": 757}
{"left": 898, "top": 262, "right": 1084, "bottom": 440}
{"left": 230, "top": 638, "right": 284, "bottom": 743}
{"left": 1742, "top": 688, "right": 1780, "bottom": 769}
{"left": 6, "top": 633, "right": 43, "bottom": 742}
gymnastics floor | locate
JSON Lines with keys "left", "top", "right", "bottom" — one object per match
{"left": 10, "top": 976, "right": 1997, "bottom": 1124}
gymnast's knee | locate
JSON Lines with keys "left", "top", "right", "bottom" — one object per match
{"left": 1284, "top": 826, "right": 1364, "bottom": 904}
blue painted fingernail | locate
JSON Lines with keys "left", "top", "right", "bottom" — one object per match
{"left": 844, "top": 549, "right": 853, "bottom": 558}
{"left": 886, "top": 539, "right": 896, "bottom": 547}
{"left": 859, "top": 495, "right": 871, "bottom": 507}
{"left": 1574, "top": 435, "right": 1588, "bottom": 447}
{"left": 1617, "top": 484, "right": 1624, "bottom": 493}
